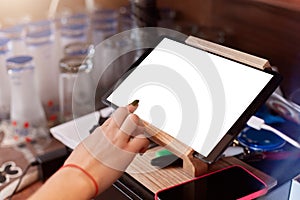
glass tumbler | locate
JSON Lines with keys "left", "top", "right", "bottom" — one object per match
{"left": 59, "top": 55, "right": 94, "bottom": 122}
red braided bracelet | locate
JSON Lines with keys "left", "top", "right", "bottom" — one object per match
{"left": 60, "top": 164, "right": 99, "bottom": 198}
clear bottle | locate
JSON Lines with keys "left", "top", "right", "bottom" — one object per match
{"left": 0, "top": 38, "right": 11, "bottom": 120}
{"left": 7, "top": 56, "right": 47, "bottom": 130}
{"left": 59, "top": 55, "right": 94, "bottom": 122}
{"left": 26, "top": 29, "right": 60, "bottom": 125}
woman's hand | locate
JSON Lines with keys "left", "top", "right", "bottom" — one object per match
{"left": 29, "top": 101, "right": 150, "bottom": 200}
{"left": 65, "top": 100, "right": 150, "bottom": 196}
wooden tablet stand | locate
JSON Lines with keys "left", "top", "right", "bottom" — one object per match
{"left": 145, "top": 122, "right": 208, "bottom": 177}
{"left": 144, "top": 35, "right": 270, "bottom": 177}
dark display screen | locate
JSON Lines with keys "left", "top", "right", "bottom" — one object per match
{"left": 156, "top": 166, "right": 267, "bottom": 200}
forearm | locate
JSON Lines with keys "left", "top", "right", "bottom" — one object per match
{"left": 29, "top": 166, "right": 94, "bottom": 200}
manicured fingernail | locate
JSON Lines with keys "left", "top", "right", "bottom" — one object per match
{"left": 130, "top": 100, "right": 139, "bottom": 106}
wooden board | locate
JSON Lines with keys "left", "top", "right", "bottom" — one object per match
{"left": 185, "top": 35, "right": 271, "bottom": 70}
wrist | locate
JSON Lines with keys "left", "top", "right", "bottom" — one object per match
{"left": 64, "top": 145, "right": 122, "bottom": 194}
{"left": 58, "top": 165, "right": 96, "bottom": 199}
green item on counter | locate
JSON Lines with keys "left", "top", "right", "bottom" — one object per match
{"left": 155, "top": 149, "right": 173, "bottom": 157}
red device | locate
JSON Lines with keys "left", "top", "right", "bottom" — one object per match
{"left": 155, "top": 165, "right": 268, "bottom": 200}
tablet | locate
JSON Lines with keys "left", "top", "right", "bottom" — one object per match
{"left": 103, "top": 37, "right": 282, "bottom": 163}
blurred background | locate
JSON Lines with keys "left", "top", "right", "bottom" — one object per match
{"left": 0, "top": 0, "right": 300, "bottom": 142}
{"left": 0, "top": 0, "right": 298, "bottom": 101}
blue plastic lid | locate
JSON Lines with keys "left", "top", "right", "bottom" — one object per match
{"left": 7, "top": 56, "right": 33, "bottom": 64}
{"left": 92, "top": 18, "right": 117, "bottom": 24}
{"left": 237, "top": 127, "right": 286, "bottom": 151}
{"left": 66, "top": 49, "right": 89, "bottom": 56}
{"left": 27, "top": 29, "right": 52, "bottom": 38}
{"left": 62, "top": 24, "right": 86, "bottom": 30}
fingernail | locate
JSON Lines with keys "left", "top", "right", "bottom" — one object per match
{"left": 130, "top": 100, "right": 139, "bottom": 106}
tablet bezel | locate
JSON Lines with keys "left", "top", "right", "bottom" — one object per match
{"left": 102, "top": 36, "right": 282, "bottom": 164}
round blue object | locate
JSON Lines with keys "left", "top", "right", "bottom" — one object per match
{"left": 237, "top": 127, "right": 286, "bottom": 151}
{"left": 27, "top": 29, "right": 52, "bottom": 38}
{"left": 7, "top": 56, "right": 33, "bottom": 64}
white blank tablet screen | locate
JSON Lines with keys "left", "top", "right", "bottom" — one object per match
{"left": 106, "top": 38, "right": 273, "bottom": 157}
